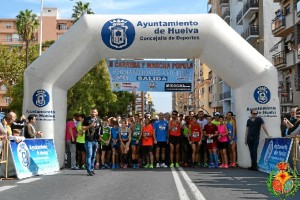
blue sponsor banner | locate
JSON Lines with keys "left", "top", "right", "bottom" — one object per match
{"left": 10, "top": 139, "right": 60, "bottom": 179}
{"left": 107, "top": 60, "right": 194, "bottom": 92}
{"left": 258, "top": 138, "right": 293, "bottom": 173}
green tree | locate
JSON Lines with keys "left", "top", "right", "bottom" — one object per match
{"left": 16, "top": 9, "right": 39, "bottom": 68}
{"left": 72, "top": 1, "right": 94, "bottom": 22}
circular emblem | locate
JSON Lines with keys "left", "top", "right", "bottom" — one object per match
{"left": 253, "top": 86, "right": 271, "bottom": 104}
{"left": 32, "top": 89, "right": 50, "bottom": 107}
{"left": 17, "top": 142, "right": 31, "bottom": 168}
{"left": 101, "top": 18, "right": 135, "bottom": 50}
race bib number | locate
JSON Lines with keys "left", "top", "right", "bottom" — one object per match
{"left": 172, "top": 127, "right": 178, "bottom": 131}
{"left": 121, "top": 132, "right": 127, "bottom": 136}
{"left": 207, "top": 138, "right": 213, "bottom": 144}
{"left": 133, "top": 131, "right": 140, "bottom": 137}
{"left": 144, "top": 132, "right": 149, "bottom": 137}
{"left": 159, "top": 125, "right": 166, "bottom": 130}
{"left": 193, "top": 132, "right": 199, "bottom": 138}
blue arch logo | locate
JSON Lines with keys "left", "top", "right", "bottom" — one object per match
{"left": 253, "top": 86, "right": 271, "bottom": 104}
{"left": 101, "top": 18, "right": 135, "bottom": 50}
{"left": 32, "top": 89, "right": 50, "bottom": 107}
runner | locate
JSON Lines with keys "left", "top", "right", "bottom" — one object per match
{"left": 153, "top": 112, "right": 169, "bottom": 168}
{"left": 226, "top": 111, "right": 237, "bottom": 167}
{"left": 181, "top": 116, "right": 190, "bottom": 167}
{"left": 218, "top": 116, "right": 229, "bottom": 168}
{"left": 131, "top": 114, "right": 142, "bottom": 169}
{"left": 203, "top": 115, "right": 219, "bottom": 168}
{"left": 188, "top": 115, "right": 202, "bottom": 167}
{"left": 111, "top": 120, "right": 120, "bottom": 169}
{"left": 99, "top": 117, "right": 111, "bottom": 169}
{"left": 76, "top": 114, "right": 86, "bottom": 170}
{"left": 168, "top": 110, "right": 181, "bottom": 168}
{"left": 212, "top": 112, "right": 221, "bottom": 126}
{"left": 142, "top": 117, "right": 155, "bottom": 169}
{"left": 119, "top": 119, "right": 131, "bottom": 168}
{"left": 197, "top": 110, "right": 208, "bottom": 167}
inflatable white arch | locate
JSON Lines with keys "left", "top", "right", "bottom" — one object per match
{"left": 23, "top": 14, "right": 281, "bottom": 168}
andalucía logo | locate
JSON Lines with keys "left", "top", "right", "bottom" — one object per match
{"left": 17, "top": 142, "right": 31, "bottom": 168}
{"left": 254, "top": 86, "right": 271, "bottom": 104}
{"left": 101, "top": 18, "right": 135, "bottom": 50}
{"left": 33, "top": 89, "right": 50, "bottom": 107}
{"left": 267, "top": 161, "right": 299, "bottom": 199}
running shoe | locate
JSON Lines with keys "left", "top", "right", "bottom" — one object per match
{"left": 144, "top": 164, "right": 150, "bottom": 168}
{"left": 71, "top": 165, "right": 79, "bottom": 170}
{"left": 208, "top": 163, "right": 215, "bottom": 168}
{"left": 112, "top": 164, "right": 116, "bottom": 169}
{"left": 214, "top": 163, "right": 219, "bottom": 168}
{"left": 104, "top": 163, "right": 111, "bottom": 169}
{"left": 95, "top": 163, "right": 100, "bottom": 170}
{"left": 230, "top": 162, "right": 236, "bottom": 168}
{"left": 203, "top": 163, "right": 209, "bottom": 168}
{"left": 116, "top": 164, "right": 120, "bottom": 169}
{"left": 170, "top": 163, "right": 174, "bottom": 168}
{"left": 132, "top": 163, "right": 137, "bottom": 169}
{"left": 81, "top": 165, "right": 86, "bottom": 170}
{"left": 87, "top": 172, "right": 94, "bottom": 176}
{"left": 91, "top": 170, "right": 95, "bottom": 175}
{"left": 223, "top": 164, "right": 229, "bottom": 169}
{"left": 175, "top": 163, "right": 180, "bottom": 168}
{"left": 149, "top": 164, "right": 154, "bottom": 169}
{"left": 101, "top": 165, "right": 105, "bottom": 169}
{"left": 123, "top": 164, "right": 128, "bottom": 169}
{"left": 160, "top": 163, "right": 168, "bottom": 168}
{"left": 219, "top": 164, "right": 225, "bottom": 168}
{"left": 156, "top": 163, "right": 160, "bottom": 168}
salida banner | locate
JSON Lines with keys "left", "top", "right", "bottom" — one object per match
{"left": 107, "top": 60, "right": 194, "bottom": 92}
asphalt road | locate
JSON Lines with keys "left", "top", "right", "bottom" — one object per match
{"left": 0, "top": 167, "right": 299, "bottom": 200}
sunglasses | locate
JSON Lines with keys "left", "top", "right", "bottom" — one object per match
{"left": 252, "top": 113, "right": 258, "bottom": 115}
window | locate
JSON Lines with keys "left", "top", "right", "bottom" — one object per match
{"left": 6, "top": 23, "right": 12, "bottom": 29}
{"left": 5, "top": 97, "right": 11, "bottom": 104}
{"left": 6, "top": 35, "right": 12, "bottom": 42}
{"left": 284, "top": 4, "right": 290, "bottom": 15}
{"left": 58, "top": 23, "right": 68, "bottom": 30}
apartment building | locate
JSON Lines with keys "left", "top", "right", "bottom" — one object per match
{"left": 0, "top": 8, "right": 73, "bottom": 111}
{"left": 271, "top": 0, "right": 300, "bottom": 114}
{"left": 172, "top": 92, "right": 190, "bottom": 114}
{"left": 207, "top": 0, "right": 280, "bottom": 114}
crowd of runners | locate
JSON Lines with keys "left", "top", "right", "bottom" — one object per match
{"left": 65, "top": 108, "right": 238, "bottom": 175}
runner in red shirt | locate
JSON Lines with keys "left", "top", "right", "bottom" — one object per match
{"left": 168, "top": 110, "right": 181, "bottom": 168}
{"left": 188, "top": 115, "right": 202, "bottom": 167}
{"left": 203, "top": 115, "right": 219, "bottom": 168}
{"left": 142, "top": 118, "right": 156, "bottom": 169}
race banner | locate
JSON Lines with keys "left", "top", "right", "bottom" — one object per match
{"left": 258, "top": 138, "right": 293, "bottom": 173}
{"left": 10, "top": 139, "right": 60, "bottom": 179}
{"left": 107, "top": 60, "right": 194, "bottom": 92}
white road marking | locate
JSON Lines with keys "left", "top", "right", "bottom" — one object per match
{"left": 178, "top": 167, "right": 206, "bottom": 200}
{"left": 17, "top": 177, "right": 41, "bottom": 184}
{"left": 171, "top": 167, "right": 190, "bottom": 200}
{"left": 0, "top": 185, "right": 17, "bottom": 192}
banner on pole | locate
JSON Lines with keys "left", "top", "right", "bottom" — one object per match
{"left": 107, "top": 60, "right": 194, "bottom": 92}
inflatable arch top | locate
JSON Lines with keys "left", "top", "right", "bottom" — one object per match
{"left": 23, "top": 14, "right": 281, "bottom": 168}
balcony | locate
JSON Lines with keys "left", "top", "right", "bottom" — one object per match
{"left": 272, "top": 50, "right": 286, "bottom": 68}
{"left": 241, "top": 25, "right": 259, "bottom": 43}
{"left": 242, "top": 0, "right": 259, "bottom": 19}
{"left": 236, "top": 9, "right": 243, "bottom": 25}
{"left": 220, "top": 0, "right": 229, "bottom": 8}
{"left": 298, "top": 1, "right": 300, "bottom": 17}
{"left": 219, "top": 91, "right": 231, "bottom": 101}
{"left": 272, "top": 15, "right": 285, "bottom": 34}
{"left": 286, "top": 50, "right": 296, "bottom": 68}
{"left": 222, "top": 8, "right": 230, "bottom": 24}
{"left": 279, "top": 91, "right": 293, "bottom": 104}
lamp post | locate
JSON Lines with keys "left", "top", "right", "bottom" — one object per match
{"left": 39, "top": 0, "right": 43, "bottom": 56}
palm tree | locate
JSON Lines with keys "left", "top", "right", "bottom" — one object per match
{"left": 16, "top": 9, "right": 39, "bottom": 68}
{"left": 72, "top": 1, "right": 94, "bottom": 22}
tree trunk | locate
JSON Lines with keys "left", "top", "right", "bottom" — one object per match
{"left": 25, "top": 40, "right": 29, "bottom": 68}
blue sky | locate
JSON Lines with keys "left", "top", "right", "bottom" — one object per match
{"left": 0, "top": 0, "right": 208, "bottom": 113}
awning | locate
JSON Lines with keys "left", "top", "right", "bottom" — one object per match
{"left": 270, "top": 39, "right": 283, "bottom": 52}
{"left": 285, "top": 33, "right": 295, "bottom": 42}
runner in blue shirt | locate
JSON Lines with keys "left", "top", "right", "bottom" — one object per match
{"left": 153, "top": 112, "right": 169, "bottom": 168}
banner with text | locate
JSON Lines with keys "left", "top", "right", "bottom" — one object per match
{"left": 10, "top": 139, "right": 60, "bottom": 179}
{"left": 258, "top": 138, "right": 293, "bottom": 173}
{"left": 108, "top": 60, "right": 194, "bottom": 92}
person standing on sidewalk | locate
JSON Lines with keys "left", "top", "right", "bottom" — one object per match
{"left": 245, "top": 109, "right": 270, "bottom": 171}
{"left": 65, "top": 115, "right": 78, "bottom": 169}
{"left": 83, "top": 108, "right": 102, "bottom": 176}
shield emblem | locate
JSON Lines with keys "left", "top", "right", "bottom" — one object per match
{"left": 110, "top": 24, "right": 128, "bottom": 48}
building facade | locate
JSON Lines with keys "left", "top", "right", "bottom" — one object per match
{"left": 0, "top": 8, "right": 73, "bottom": 110}
{"left": 271, "top": 0, "right": 300, "bottom": 114}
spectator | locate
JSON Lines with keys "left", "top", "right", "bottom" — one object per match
{"left": 24, "top": 114, "right": 43, "bottom": 138}
{"left": 245, "top": 109, "right": 270, "bottom": 171}
{"left": 65, "top": 115, "right": 78, "bottom": 170}
{"left": 7, "top": 112, "right": 26, "bottom": 134}
{"left": 8, "top": 129, "right": 25, "bottom": 143}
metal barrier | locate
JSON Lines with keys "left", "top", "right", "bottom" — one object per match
{"left": 292, "top": 136, "right": 300, "bottom": 174}
{"left": 0, "top": 139, "right": 12, "bottom": 180}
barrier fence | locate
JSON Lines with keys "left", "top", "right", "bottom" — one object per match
{"left": 0, "top": 139, "right": 12, "bottom": 180}
{"left": 292, "top": 136, "right": 300, "bottom": 174}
